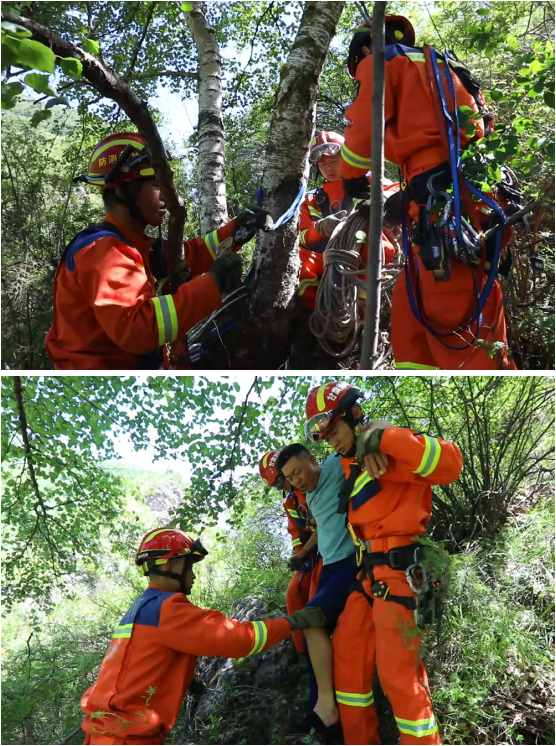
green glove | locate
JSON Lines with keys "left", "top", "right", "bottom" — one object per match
{"left": 356, "top": 428, "right": 385, "bottom": 463}
{"left": 286, "top": 606, "right": 326, "bottom": 631}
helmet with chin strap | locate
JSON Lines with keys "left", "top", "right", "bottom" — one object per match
{"left": 305, "top": 381, "right": 364, "bottom": 441}
{"left": 309, "top": 131, "right": 344, "bottom": 164}
{"left": 74, "top": 132, "right": 156, "bottom": 225}
{"left": 136, "top": 527, "right": 208, "bottom": 595}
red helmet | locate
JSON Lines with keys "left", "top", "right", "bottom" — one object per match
{"left": 347, "top": 16, "right": 416, "bottom": 78}
{"left": 259, "top": 450, "right": 282, "bottom": 488}
{"left": 309, "top": 131, "right": 344, "bottom": 164}
{"left": 305, "top": 382, "right": 363, "bottom": 441}
{"left": 78, "top": 132, "right": 155, "bottom": 188}
{"left": 136, "top": 528, "right": 207, "bottom": 575}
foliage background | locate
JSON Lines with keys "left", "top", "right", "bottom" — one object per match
{"left": 1, "top": 374, "right": 554, "bottom": 744}
{"left": 1, "top": 0, "right": 554, "bottom": 369}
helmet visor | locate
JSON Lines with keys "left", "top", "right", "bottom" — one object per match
{"left": 191, "top": 538, "right": 208, "bottom": 559}
{"left": 310, "top": 142, "right": 341, "bottom": 164}
{"left": 305, "top": 411, "right": 335, "bottom": 441}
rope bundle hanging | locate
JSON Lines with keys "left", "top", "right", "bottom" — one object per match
{"left": 309, "top": 210, "right": 370, "bottom": 357}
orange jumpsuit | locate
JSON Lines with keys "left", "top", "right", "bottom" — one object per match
{"left": 81, "top": 585, "right": 292, "bottom": 744}
{"left": 299, "top": 180, "right": 397, "bottom": 310}
{"left": 341, "top": 45, "right": 514, "bottom": 370}
{"left": 47, "top": 215, "right": 242, "bottom": 370}
{"left": 332, "top": 427, "right": 463, "bottom": 745}
{"left": 284, "top": 489, "right": 323, "bottom": 652}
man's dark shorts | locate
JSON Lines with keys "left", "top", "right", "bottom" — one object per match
{"left": 305, "top": 552, "right": 358, "bottom": 634}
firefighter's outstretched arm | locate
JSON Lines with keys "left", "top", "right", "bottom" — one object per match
{"left": 160, "top": 596, "right": 325, "bottom": 658}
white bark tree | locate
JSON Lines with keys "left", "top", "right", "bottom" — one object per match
{"left": 183, "top": 1, "right": 228, "bottom": 234}
{"left": 240, "top": 1, "right": 346, "bottom": 366}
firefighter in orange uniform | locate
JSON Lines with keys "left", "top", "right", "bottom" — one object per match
{"left": 47, "top": 133, "right": 270, "bottom": 370}
{"left": 259, "top": 450, "right": 323, "bottom": 726}
{"left": 259, "top": 451, "right": 322, "bottom": 652}
{"left": 305, "top": 382, "right": 463, "bottom": 745}
{"left": 299, "top": 131, "right": 397, "bottom": 310}
{"left": 81, "top": 528, "right": 325, "bottom": 745}
{"left": 341, "top": 16, "right": 516, "bottom": 370}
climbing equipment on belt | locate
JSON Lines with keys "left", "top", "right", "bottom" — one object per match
{"left": 401, "top": 45, "right": 510, "bottom": 351}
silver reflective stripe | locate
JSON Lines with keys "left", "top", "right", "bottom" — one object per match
{"left": 396, "top": 715, "right": 438, "bottom": 737}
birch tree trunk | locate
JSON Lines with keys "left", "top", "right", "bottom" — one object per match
{"left": 240, "top": 1, "right": 345, "bottom": 367}
{"left": 183, "top": 1, "right": 228, "bottom": 234}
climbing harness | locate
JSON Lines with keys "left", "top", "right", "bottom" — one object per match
{"left": 350, "top": 540, "right": 442, "bottom": 630}
{"left": 400, "top": 45, "right": 510, "bottom": 351}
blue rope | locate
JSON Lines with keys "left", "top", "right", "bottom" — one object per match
{"left": 402, "top": 47, "right": 508, "bottom": 349}
{"left": 256, "top": 183, "right": 307, "bottom": 230}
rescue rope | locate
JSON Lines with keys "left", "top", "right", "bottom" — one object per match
{"left": 309, "top": 211, "right": 370, "bottom": 357}
{"left": 256, "top": 184, "right": 307, "bottom": 229}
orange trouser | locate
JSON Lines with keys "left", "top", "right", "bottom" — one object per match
{"left": 286, "top": 557, "right": 323, "bottom": 652}
{"left": 332, "top": 567, "right": 441, "bottom": 745}
{"left": 391, "top": 254, "right": 515, "bottom": 370}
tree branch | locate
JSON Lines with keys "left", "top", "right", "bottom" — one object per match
{"left": 2, "top": 11, "right": 188, "bottom": 276}
{"left": 131, "top": 69, "right": 199, "bottom": 82}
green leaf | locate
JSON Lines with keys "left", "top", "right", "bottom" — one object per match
{"left": 1, "top": 21, "right": 32, "bottom": 38}
{"left": 181, "top": 2, "right": 194, "bottom": 10}
{"left": 1, "top": 80, "right": 23, "bottom": 100}
{"left": 529, "top": 59, "right": 544, "bottom": 74}
{"left": 59, "top": 56, "right": 83, "bottom": 77}
{"left": 16, "top": 38, "right": 56, "bottom": 72}
{"left": 24, "top": 72, "right": 56, "bottom": 96}
{"left": 81, "top": 36, "right": 100, "bottom": 56}
{"left": 29, "top": 109, "right": 52, "bottom": 127}
{"left": 476, "top": 8, "right": 490, "bottom": 16}
{"left": 543, "top": 91, "right": 555, "bottom": 108}
{"left": 489, "top": 89, "right": 505, "bottom": 102}
{"left": 485, "top": 46, "right": 495, "bottom": 59}
{"left": 45, "top": 96, "right": 69, "bottom": 109}
{"left": 468, "top": 26, "right": 480, "bottom": 36}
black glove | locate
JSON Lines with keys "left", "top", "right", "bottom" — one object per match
{"left": 343, "top": 176, "right": 371, "bottom": 199}
{"left": 208, "top": 252, "right": 243, "bottom": 294}
{"left": 289, "top": 553, "right": 306, "bottom": 572}
{"left": 355, "top": 428, "right": 385, "bottom": 462}
{"left": 286, "top": 606, "right": 326, "bottom": 631}
{"left": 233, "top": 206, "right": 274, "bottom": 243}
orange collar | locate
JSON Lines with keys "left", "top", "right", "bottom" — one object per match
{"left": 104, "top": 214, "right": 153, "bottom": 259}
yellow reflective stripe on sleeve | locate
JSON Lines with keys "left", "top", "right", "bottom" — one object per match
{"left": 405, "top": 52, "right": 426, "bottom": 62}
{"left": 414, "top": 435, "right": 442, "bottom": 477}
{"left": 393, "top": 361, "right": 440, "bottom": 370}
{"left": 308, "top": 207, "right": 322, "bottom": 219}
{"left": 151, "top": 295, "right": 179, "bottom": 346}
{"left": 351, "top": 471, "right": 373, "bottom": 497}
{"left": 113, "top": 623, "right": 133, "bottom": 639}
{"left": 300, "top": 229, "right": 309, "bottom": 245}
{"left": 292, "top": 538, "right": 303, "bottom": 547}
{"left": 140, "top": 167, "right": 155, "bottom": 176}
{"left": 395, "top": 716, "right": 438, "bottom": 737}
{"left": 287, "top": 509, "right": 300, "bottom": 518}
{"left": 204, "top": 229, "right": 220, "bottom": 259}
{"left": 299, "top": 278, "right": 320, "bottom": 296}
{"left": 315, "top": 384, "right": 328, "bottom": 412}
{"left": 335, "top": 690, "right": 374, "bottom": 707}
{"left": 341, "top": 143, "right": 372, "bottom": 171}
{"left": 247, "top": 620, "right": 268, "bottom": 656}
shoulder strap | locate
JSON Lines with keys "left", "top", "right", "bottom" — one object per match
{"left": 61, "top": 222, "right": 130, "bottom": 272}
{"left": 316, "top": 187, "right": 331, "bottom": 218}
{"left": 337, "top": 462, "right": 360, "bottom": 515}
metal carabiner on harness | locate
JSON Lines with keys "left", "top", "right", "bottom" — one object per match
{"left": 347, "top": 523, "right": 366, "bottom": 566}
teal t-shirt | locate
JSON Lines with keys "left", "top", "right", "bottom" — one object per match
{"left": 306, "top": 453, "right": 355, "bottom": 566}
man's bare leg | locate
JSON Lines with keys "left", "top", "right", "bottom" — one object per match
{"left": 304, "top": 627, "right": 339, "bottom": 727}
